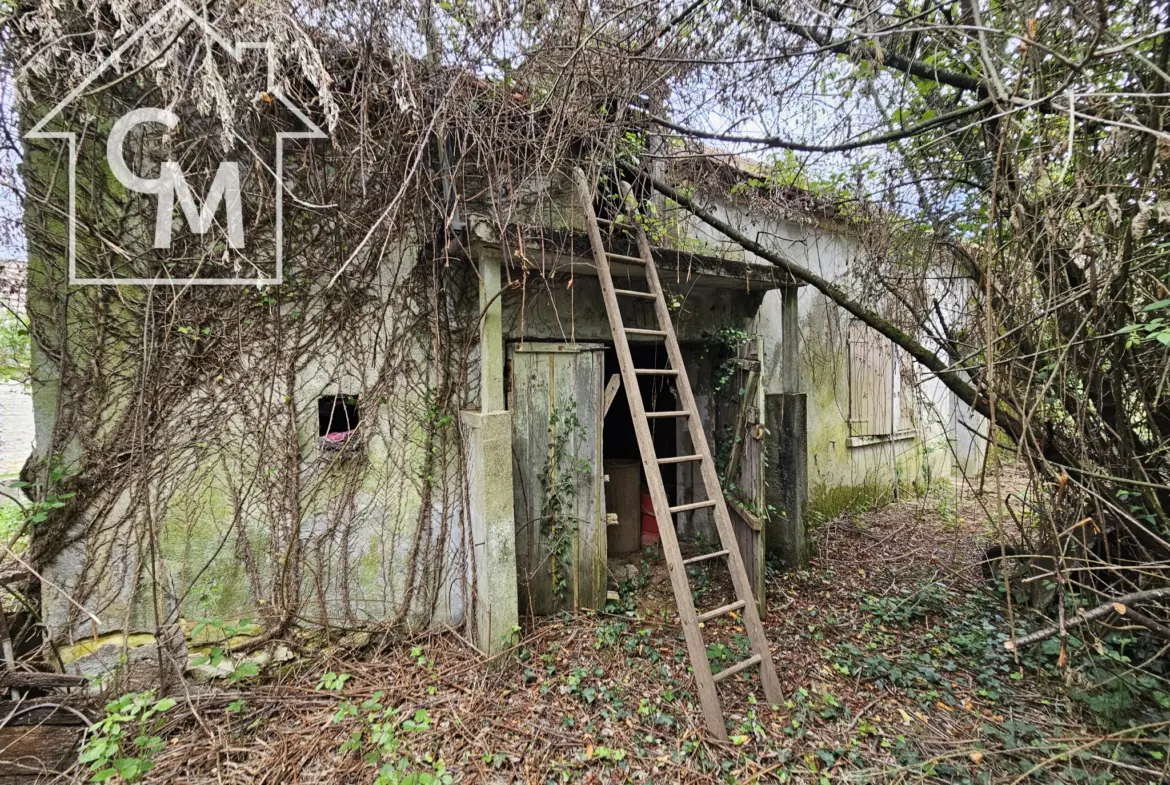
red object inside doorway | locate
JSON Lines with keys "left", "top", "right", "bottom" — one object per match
{"left": 640, "top": 492, "right": 660, "bottom": 546}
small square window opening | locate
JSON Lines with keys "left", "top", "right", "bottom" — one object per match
{"left": 318, "top": 395, "right": 361, "bottom": 452}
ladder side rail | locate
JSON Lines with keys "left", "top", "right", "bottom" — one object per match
{"left": 620, "top": 184, "right": 784, "bottom": 706}
{"left": 572, "top": 170, "right": 729, "bottom": 739}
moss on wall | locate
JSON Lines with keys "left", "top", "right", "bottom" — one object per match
{"left": 807, "top": 481, "right": 892, "bottom": 524}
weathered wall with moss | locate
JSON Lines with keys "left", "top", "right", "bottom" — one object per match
{"left": 18, "top": 86, "right": 483, "bottom": 680}
{"left": 657, "top": 195, "right": 986, "bottom": 509}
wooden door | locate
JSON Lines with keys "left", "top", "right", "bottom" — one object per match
{"left": 509, "top": 343, "right": 606, "bottom": 615}
{"left": 723, "top": 342, "right": 766, "bottom": 611}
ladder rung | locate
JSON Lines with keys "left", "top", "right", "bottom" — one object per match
{"left": 576, "top": 169, "right": 784, "bottom": 730}
{"left": 697, "top": 599, "right": 746, "bottom": 624}
{"left": 615, "top": 288, "right": 656, "bottom": 299}
{"left": 712, "top": 654, "right": 763, "bottom": 683}
{"left": 682, "top": 549, "right": 729, "bottom": 566}
{"left": 658, "top": 454, "right": 702, "bottom": 464}
{"left": 645, "top": 410, "right": 689, "bottom": 419}
{"left": 670, "top": 499, "right": 717, "bottom": 514}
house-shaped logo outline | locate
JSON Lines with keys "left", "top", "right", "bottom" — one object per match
{"left": 25, "top": 0, "right": 327, "bottom": 286}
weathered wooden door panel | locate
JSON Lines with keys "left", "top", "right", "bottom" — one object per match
{"left": 729, "top": 357, "right": 766, "bottom": 611}
{"left": 509, "top": 343, "right": 606, "bottom": 615}
{"left": 735, "top": 401, "right": 766, "bottom": 611}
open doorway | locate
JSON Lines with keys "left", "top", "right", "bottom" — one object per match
{"left": 602, "top": 343, "right": 678, "bottom": 506}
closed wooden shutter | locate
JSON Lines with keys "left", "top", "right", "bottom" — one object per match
{"left": 848, "top": 320, "right": 894, "bottom": 437}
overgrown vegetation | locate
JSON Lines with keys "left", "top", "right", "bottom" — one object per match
{"left": 97, "top": 491, "right": 1169, "bottom": 783}
{"left": 539, "top": 401, "right": 592, "bottom": 601}
{"left": 80, "top": 692, "right": 177, "bottom": 783}
{"left": 807, "top": 482, "right": 891, "bottom": 525}
{"left": 2, "top": 0, "right": 1170, "bottom": 779}
{"left": 0, "top": 307, "right": 27, "bottom": 383}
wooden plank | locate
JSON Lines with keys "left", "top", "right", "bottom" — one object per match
{"left": 658, "top": 454, "right": 701, "bottom": 464}
{"left": 603, "top": 374, "right": 622, "bottom": 416}
{"left": 574, "top": 169, "right": 729, "bottom": 741}
{"left": 567, "top": 348, "right": 605, "bottom": 610}
{"left": 728, "top": 497, "right": 763, "bottom": 532}
{"left": 0, "top": 672, "right": 86, "bottom": 689}
{"left": 551, "top": 350, "right": 577, "bottom": 611}
{"left": 712, "top": 654, "right": 762, "bottom": 683}
{"left": 511, "top": 343, "right": 607, "bottom": 614}
{"left": 848, "top": 320, "right": 894, "bottom": 437}
{"left": 724, "top": 370, "right": 759, "bottom": 484}
{"left": 0, "top": 702, "right": 88, "bottom": 782}
{"left": 517, "top": 348, "right": 556, "bottom": 613}
{"left": 697, "top": 599, "right": 746, "bottom": 623}
{"left": 588, "top": 350, "right": 607, "bottom": 607}
{"left": 552, "top": 349, "right": 584, "bottom": 613}
{"left": 509, "top": 347, "right": 536, "bottom": 614}
{"left": 682, "top": 549, "right": 729, "bottom": 566}
{"left": 670, "top": 500, "right": 716, "bottom": 514}
{"left": 740, "top": 426, "right": 765, "bottom": 608}
{"left": 0, "top": 702, "right": 89, "bottom": 725}
{"left": 0, "top": 724, "right": 83, "bottom": 779}
{"left": 605, "top": 252, "right": 645, "bottom": 264}
{"left": 618, "top": 179, "right": 785, "bottom": 710}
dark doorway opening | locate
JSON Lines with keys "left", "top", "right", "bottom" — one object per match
{"left": 318, "top": 395, "right": 360, "bottom": 436}
{"left": 602, "top": 343, "right": 678, "bottom": 504}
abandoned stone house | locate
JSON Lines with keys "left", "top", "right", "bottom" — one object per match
{"left": 20, "top": 164, "right": 985, "bottom": 680}
{"left": 16, "top": 52, "right": 984, "bottom": 675}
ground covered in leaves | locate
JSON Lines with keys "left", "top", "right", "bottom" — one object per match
{"left": 77, "top": 484, "right": 1170, "bottom": 784}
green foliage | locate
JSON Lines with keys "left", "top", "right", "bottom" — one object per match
{"left": 859, "top": 582, "right": 949, "bottom": 626}
{"left": 317, "top": 670, "right": 352, "bottom": 691}
{"left": 189, "top": 588, "right": 262, "bottom": 682}
{"left": 702, "top": 326, "right": 752, "bottom": 397}
{"left": 1065, "top": 629, "right": 1170, "bottom": 732}
{"left": 0, "top": 501, "right": 23, "bottom": 546}
{"left": 1120, "top": 297, "right": 1170, "bottom": 347}
{"left": 5, "top": 461, "right": 80, "bottom": 542}
{"left": 540, "top": 401, "right": 592, "bottom": 600}
{"left": 318, "top": 673, "right": 451, "bottom": 785}
{"left": 0, "top": 308, "right": 28, "bottom": 383}
{"left": 807, "top": 482, "right": 890, "bottom": 524}
{"left": 80, "top": 691, "right": 177, "bottom": 783}
{"left": 703, "top": 326, "right": 758, "bottom": 495}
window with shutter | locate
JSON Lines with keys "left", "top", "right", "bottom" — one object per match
{"left": 847, "top": 320, "right": 920, "bottom": 443}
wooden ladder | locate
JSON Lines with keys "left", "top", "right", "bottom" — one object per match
{"left": 573, "top": 169, "right": 783, "bottom": 740}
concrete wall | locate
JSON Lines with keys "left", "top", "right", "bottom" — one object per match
{"left": 21, "top": 139, "right": 988, "bottom": 678}
{"left": 28, "top": 244, "right": 476, "bottom": 669}
{"left": 663, "top": 200, "right": 987, "bottom": 510}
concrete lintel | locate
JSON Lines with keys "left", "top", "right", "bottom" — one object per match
{"left": 461, "top": 410, "right": 518, "bottom": 656}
